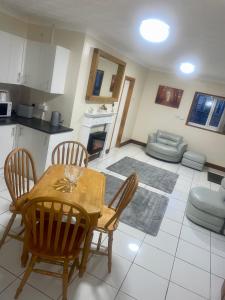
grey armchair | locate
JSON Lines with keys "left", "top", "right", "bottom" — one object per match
{"left": 186, "top": 178, "right": 225, "bottom": 233}
{"left": 146, "top": 130, "right": 187, "bottom": 162}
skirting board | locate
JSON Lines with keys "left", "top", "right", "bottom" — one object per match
{"left": 118, "top": 139, "right": 225, "bottom": 172}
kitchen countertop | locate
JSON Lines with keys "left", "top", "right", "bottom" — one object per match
{"left": 0, "top": 116, "right": 73, "bottom": 135}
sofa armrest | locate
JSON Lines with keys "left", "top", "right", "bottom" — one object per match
{"left": 147, "top": 133, "right": 157, "bottom": 144}
{"left": 177, "top": 142, "right": 188, "bottom": 154}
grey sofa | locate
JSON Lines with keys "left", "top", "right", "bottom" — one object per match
{"left": 186, "top": 179, "right": 225, "bottom": 233}
{"left": 146, "top": 130, "right": 187, "bottom": 162}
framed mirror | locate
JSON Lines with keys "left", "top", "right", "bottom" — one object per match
{"left": 86, "top": 48, "right": 126, "bottom": 102}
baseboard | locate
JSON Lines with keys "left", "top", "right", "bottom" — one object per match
{"left": 119, "top": 140, "right": 225, "bottom": 172}
{"left": 130, "top": 139, "right": 147, "bottom": 147}
{"left": 205, "top": 162, "right": 225, "bottom": 172}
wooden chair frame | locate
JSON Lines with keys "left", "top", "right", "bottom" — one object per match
{"left": 92, "top": 173, "right": 138, "bottom": 272}
{"left": 51, "top": 141, "right": 89, "bottom": 167}
{"left": 15, "top": 197, "right": 91, "bottom": 300}
{"left": 0, "top": 148, "right": 37, "bottom": 248}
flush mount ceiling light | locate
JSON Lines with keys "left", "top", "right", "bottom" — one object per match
{"left": 180, "top": 62, "right": 195, "bottom": 74}
{"left": 139, "top": 18, "right": 170, "bottom": 43}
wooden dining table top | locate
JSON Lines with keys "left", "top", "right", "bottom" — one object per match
{"left": 27, "top": 164, "right": 105, "bottom": 216}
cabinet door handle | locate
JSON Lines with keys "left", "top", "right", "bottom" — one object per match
{"left": 11, "top": 127, "right": 15, "bottom": 137}
{"left": 17, "top": 72, "right": 21, "bottom": 83}
{"left": 19, "top": 127, "right": 23, "bottom": 136}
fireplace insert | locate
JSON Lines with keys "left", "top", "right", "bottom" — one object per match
{"left": 87, "top": 131, "right": 107, "bottom": 155}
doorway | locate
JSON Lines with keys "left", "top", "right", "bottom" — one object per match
{"left": 107, "top": 76, "right": 135, "bottom": 151}
{"left": 116, "top": 76, "right": 135, "bottom": 146}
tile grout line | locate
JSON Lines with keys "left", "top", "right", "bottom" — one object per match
{"left": 113, "top": 234, "right": 146, "bottom": 300}
{"left": 164, "top": 169, "right": 195, "bottom": 300}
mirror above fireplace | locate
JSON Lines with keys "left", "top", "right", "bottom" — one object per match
{"left": 86, "top": 48, "right": 126, "bottom": 103}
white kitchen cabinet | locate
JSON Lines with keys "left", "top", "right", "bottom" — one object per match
{"left": 0, "top": 31, "right": 26, "bottom": 84}
{"left": 23, "top": 40, "right": 70, "bottom": 94}
{"left": 0, "top": 125, "right": 16, "bottom": 169}
{"left": 16, "top": 125, "right": 73, "bottom": 177}
{"left": 0, "top": 31, "right": 11, "bottom": 83}
{"left": 8, "top": 35, "right": 26, "bottom": 84}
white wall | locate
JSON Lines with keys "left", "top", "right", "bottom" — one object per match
{"left": 70, "top": 35, "right": 148, "bottom": 144}
{"left": 132, "top": 70, "right": 225, "bottom": 166}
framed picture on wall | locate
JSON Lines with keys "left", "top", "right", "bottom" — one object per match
{"left": 155, "top": 85, "right": 184, "bottom": 108}
{"left": 93, "top": 69, "right": 104, "bottom": 96}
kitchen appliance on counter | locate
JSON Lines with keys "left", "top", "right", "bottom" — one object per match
{"left": 0, "top": 90, "right": 9, "bottom": 102}
{"left": 17, "top": 104, "right": 34, "bottom": 119}
{"left": 0, "top": 102, "right": 12, "bottom": 117}
{"left": 50, "top": 111, "right": 63, "bottom": 127}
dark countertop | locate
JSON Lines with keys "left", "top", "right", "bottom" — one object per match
{"left": 0, "top": 116, "right": 73, "bottom": 135}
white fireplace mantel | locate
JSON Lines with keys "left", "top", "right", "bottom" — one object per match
{"left": 80, "top": 112, "right": 116, "bottom": 157}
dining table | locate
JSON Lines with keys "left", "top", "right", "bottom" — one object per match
{"left": 21, "top": 164, "right": 106, "bottom": 276}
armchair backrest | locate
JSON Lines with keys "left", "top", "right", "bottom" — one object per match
{"left": 156, "top": 130, "right": 183, "bottom": 147}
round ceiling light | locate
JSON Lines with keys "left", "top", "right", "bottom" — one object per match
{"left": 139, "top": 18, "right": 170, "bottom": 43}
{"left": 180, "top": 62, "right": 195, "bottom": 74}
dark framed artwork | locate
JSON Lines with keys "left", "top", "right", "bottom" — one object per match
{"left": 93, "top": 69, "right": 104, "bottom": 96}
{"left": 155, "top": 85, "right": 184, "bottom": 108}
{"left": 110, "top": 74, "right": 116, "bottom": 92}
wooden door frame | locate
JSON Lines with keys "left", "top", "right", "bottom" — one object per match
{"left": 116, "top": 76, "right": 135, "bottom": 147}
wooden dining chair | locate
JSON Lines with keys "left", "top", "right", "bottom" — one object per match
{"left": 92, "top": 173, "right": 138, "bottom": 272}
{"left": 0, "top": 148, "right": 37, "bottom": 248}
{"left": 15, "top": 197, "right": 91, "bottom": 300}
{"left": 52, "top": 141, "right": 89, "bottom": 167}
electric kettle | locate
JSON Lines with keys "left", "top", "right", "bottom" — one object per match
{"left": 50, "top": 111, "right": 63, "bottom": 127}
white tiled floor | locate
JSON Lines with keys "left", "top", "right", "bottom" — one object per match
{"left": 0, "top": 143, "right": 224, "bottom": 299}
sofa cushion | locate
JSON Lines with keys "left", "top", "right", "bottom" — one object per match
{"left": 183, "top": 151, "right": 206, "bottom": 164}
{"left": 156, "top": 130, "right": 182, "bottom": 147}
{"left": 150, "top": 142, "right": 179, "bottom": 157}
{"left": 189, "top": 187, "right": 225, "bottom": 218}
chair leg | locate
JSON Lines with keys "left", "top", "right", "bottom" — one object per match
{"left": 68, "top": 258, "right": 79, "bottom": 282}
{"left": 0, "top": 212, "right": 16, "bottom": 248}
{"left": 21, "top": 245, "right": 29, "bottom": 268}
{"left": 108, "top": 232, "right": 113, "bottom": 273}
{"left": 97, "top": 232, "right": 102, "bottom": 251}
{"left": 62, "top": 259, "right": 69, "bottom": 300}
{"left": 79, "top": 232, "right": 93, "bottom": 278}
{"left": 15, "top": 255, "right": 37, "bottom": 299}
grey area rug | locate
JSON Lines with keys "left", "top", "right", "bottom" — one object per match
{"left": 105, "top": 174, "right": 169, "bottom": 236}
{"left": 107, "top": 156, "right": 178, "bottom": 194}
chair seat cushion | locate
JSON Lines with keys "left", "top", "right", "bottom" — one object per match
{"left": 189, "top": 187, "right": 225, "bottom": 218}
{"left": 97, "top": 206, "right": 117, "bottom": 231}
{"left": 149, "top": 143, "right": 179, "bottom": 157}
{"left": 183, "top": 151, "right": 206, "bottom": 164}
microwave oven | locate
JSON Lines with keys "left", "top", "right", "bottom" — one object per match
{"left": 0, "top": 102, "right": 12, "bottom": 117}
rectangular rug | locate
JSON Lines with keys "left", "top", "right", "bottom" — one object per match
{"left": 107, "top": 156, "right": 178, "bottom": 193}
{"left": 105, "top": 173, "right": 169, "bottom": 236}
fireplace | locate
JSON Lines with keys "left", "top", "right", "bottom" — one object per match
{"left": 87, "top": 131, "right": 107, "bottom": 155}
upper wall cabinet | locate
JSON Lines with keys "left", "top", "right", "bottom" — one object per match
{"left": 23, "top": 40, "right": 70, "bottom": 94}
{"left": 0, "top": 31, "right": 26, "bottom": 84}
{"left": 86, "top": 48, "right": 126, "bottom": 103}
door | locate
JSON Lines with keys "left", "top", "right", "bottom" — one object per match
{"left": 108, "top": 77, "right": 135, "bottom": 149}
{"left": 16, "top": 125, "right": 49, "bottom": 177}
{"left": 8, "top": 35, "right": 26, "bottom": 84}
{"left": 116, "top": 77, "right": 135, "bottom": 145}
{"left": 0, "top": 31, "right": 11, "bottom": 83}
{"left": 0, "top": 125, "right": 16, "bottom": 169}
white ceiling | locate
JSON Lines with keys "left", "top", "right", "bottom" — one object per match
{"left": 1, "top": 0, "right": 225, "bottom": 83}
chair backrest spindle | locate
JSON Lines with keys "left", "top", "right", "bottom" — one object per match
{"left": 4, "top": 148, "right": 37, "bottom": 204}
{"left": 52, "top": 141, "right": 89, "bottom": 167}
